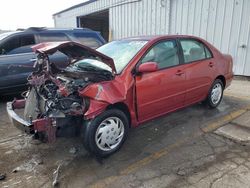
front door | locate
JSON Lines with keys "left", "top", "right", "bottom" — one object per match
{"left": 136, "top": 40, "right": 186, "bottom": 122}
{"left": 0, "top": 34, "right": 37, "bottom": 92}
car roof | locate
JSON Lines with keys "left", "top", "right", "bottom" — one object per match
{"left": 12, "top": 27, "right": 98, "bottom": 35}
{"left": 121, "top": 35, "right": 202, "bottom": 42}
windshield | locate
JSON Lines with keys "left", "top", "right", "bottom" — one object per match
{"left": 0, "top": 31, "right": 19, "bottom": 41}
{"left": 96, "top": 40, "right": 148, "bottom": 73}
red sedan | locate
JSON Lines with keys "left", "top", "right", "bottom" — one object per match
{"left": 7, "top": 35, "right": 233, "bottom": 157}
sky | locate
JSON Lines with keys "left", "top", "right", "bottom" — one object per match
{"left": 0, "top": 0, "right": 87, "bottom": 30}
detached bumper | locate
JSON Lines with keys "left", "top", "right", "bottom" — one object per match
{"left": 6, "top": 100, "right": 33, "bottom": 133}
{"left": 6, "top": 99, "right": 56, "bottom": 142}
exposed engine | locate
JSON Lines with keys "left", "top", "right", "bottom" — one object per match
{"left": 11, "top": 41, "right": 116, "bottom": 142}
{"left": 23, "top": 43, "right": 113, "bottom": 121}
{"left": 38, "top": 76, "right": 88, "bottom": 117}
{"left": 24, "top": 77, "right": 88, "bottom": 121}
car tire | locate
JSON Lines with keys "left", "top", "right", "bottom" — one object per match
{"left": 83, "top": 109, "right": 129, "bottom": 157}
{"left": 205, "top": 79, "right": 224, "bottom": 108}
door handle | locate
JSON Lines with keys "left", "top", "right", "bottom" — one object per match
{"left": 175, "top": 70, "right": 184, "bottom": 76}
{"left": 209, "top": 62, "right": 214, "bottom": 67}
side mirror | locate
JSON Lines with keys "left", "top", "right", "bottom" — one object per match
{"left": 138, "top": 62, "right": 158, "bottom": 73}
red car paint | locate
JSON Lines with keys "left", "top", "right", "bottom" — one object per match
{"left": 33, "top": 118, "right": 56, "bottom": 143}
{"left": 7, "top": 36, "right": 233, "bottom": 142}
{"left": 79, "top": 35, "right": 233, "bottom": 127}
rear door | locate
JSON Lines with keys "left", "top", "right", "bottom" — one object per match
{"left": 136, "top": 40, "right": 186, "bottom": 122}
{"left": 178, "top": 38, "right": 216, "bottom": 105}
{"left": 0, "top": 34, "right": 36, "bottom": 91}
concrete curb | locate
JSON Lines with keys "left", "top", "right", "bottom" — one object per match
{"left": 214, "top": 105, "right": 250, "bottom": 143}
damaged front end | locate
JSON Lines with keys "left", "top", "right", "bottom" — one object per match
{"left": 7, "top": 41, "right": 116, "bottom": 142}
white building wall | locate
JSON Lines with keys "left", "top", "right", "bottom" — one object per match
{"left": 54, "top": 0, "right": 250, "bottom": 76}
{"left": 54, "top": 0, "right": 171, "bottom": 39}
{"left": 170, "top": 0, "right": 250, "bottom": 76}
{"left": 54, "top": 0, "right": 116, "bottom": 28}
{"left": 110, "top": 0, "right": 170, "bottom": 39}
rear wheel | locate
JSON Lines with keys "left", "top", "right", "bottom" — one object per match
{"left": 205, "top": 79, "right": 224, "bottom": 108}
{"left": 83, "top": 109, "right": 129, "bottom": 157}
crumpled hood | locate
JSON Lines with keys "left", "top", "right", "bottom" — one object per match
{"left": 32, "top": 41, "right": 116, "bottom": 73}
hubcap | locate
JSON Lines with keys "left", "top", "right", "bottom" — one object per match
{"left": 211, "top": 83, "right": 222, "bottom": 105}
{"left": 95, "top": 117, "right": 125, "bottom": 151}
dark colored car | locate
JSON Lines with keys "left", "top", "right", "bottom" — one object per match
{"left": 7, "top": 35, "right": 233, "bottom": 157}
{"left": 0, "top": 27, "right": 106, "bottom": 95}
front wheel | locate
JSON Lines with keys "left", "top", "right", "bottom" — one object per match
{"left": 205, "top": 79, "right": 224, "bottom": 108}
{"left": 83, "top": 109, "right": 129, "bottom": 157}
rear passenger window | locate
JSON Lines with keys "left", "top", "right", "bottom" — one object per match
{"left": 39, "top": 33, "right": 69, "bottom": 42}
{"left": 180, "top": 39, "right": 212, "bottom": 63}
{"left": 73, "top": 33, "right": 102, "bottom": 49}
{"left": 141, "top": 40, "right": 179, "bottom": 69}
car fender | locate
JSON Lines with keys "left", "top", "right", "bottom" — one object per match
{"left": 80, "top": 79, "right": 126, "bottom": 103}
{"left": 84, "top": 99, "right": 109, "bottom": 119}
{"left": 80, "top": 76, "right": 137, "bottom": 125}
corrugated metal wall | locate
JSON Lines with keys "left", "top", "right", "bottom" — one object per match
{"left": 170, "top": 0, "right": 250, "bottom": 76}
{"left": 54, "top": 0, "right": 171, "bottom": 39}
{"left": 110, "top": 0, "right": 170, "bottom": 39}
{"left": 54, "top": 0, "right": 114, "bottom": 28}
{"left": 54, "top": 0, "right": 250, "bottom": 76}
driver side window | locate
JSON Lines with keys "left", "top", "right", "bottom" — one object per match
{"left": 141, "top": 40, "right": 179, "bottom": 69}
{"left": 0, "top": 34, "right": 35, "bottom": 55}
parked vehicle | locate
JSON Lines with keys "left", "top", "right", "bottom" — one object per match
{"left": 7, "top": 35, "right": 233, "bottom": 157}
{"left": 0, "top": 27, "right": 106, "bottom": 95}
